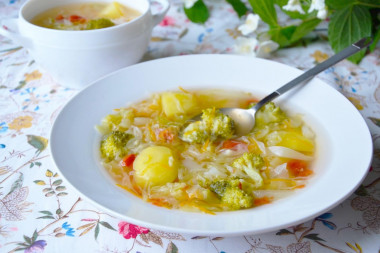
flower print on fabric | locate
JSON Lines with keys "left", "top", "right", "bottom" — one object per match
{"left": 159, "top": 16, "right": 176, "bottom": 27}
{"left": 24, "top": 240, "right": 47, "bottom": 253}
{"left": 0, "top": 122, "right": 8, "bottom": 133}
{"left": 8, "top": 116, "right": 33, "bottom": 131}
{"left": 62, "top": 222, "right": 75, "bottom": 237}
{"left": 118, "top": 221, "right": 149, "bottom": 239}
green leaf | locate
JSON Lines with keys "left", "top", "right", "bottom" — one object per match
{"left": 270, "top": 18, "right": 320, "bottom": 47}
{"left": 45, "top": 191, "right": 55, "bottom": 197}
{"left": 369, "top": 28, "right": 380, "bottom": 52}
{"left": 290, "top": 18, "right": 321, "bottom": 42}
{"left": 8, "top": 173, "right": 23, "bottom": 196}
{"left": 226, "top": 0, "right": 248, "bottom": 17}
{"left": 30, "top": 163, "right": 34, "bottom": 168}
{"left": 57, "top": 192, "right": 68, "bottom": 197}
{"left": 326, "top": 0, "right": 356, "bottom": 10}
{"left": 56, "top": 208, "right": 62, "bottom": 215}
{"left": 43, "top": 188, "right": 52, "bottom": 192}
{"left": 23, "top": 235, "right": 31, "bottom": 244}
{"left": 99, "top": 221, "right": 116, "bottom": 231}
{"left": 191, "top": 236, "right": 207, "bottom": 239}
{"left": 52, "top": 179, "right": 63, "bottom": 186}
{"left": 281, "top": 25, "right": 297, "bottom": 40}
{"left": 32, "top": 230, "right": 38, "bottom": 243}
{"left": 39, "top": 210, "right": 53, "bottom": 215}
{"left": 15, "top": 248, "right": 28, "bottom": 251}
{"left": 55, "top": 186, "right": 66, "bottom": 191}
{"left": 17, "top": 243, "right": 29, "bottom": 247}
{"left": 269, "top": 27, "right": 293, "bottom": 47}
{"left": 94, "top": 223, "right": 100, "bottom": 240}
{"left": 248, "top": 0, "right": 278, "bottom": 27}
{"left": 34, "top": 162, "right": 42, "bottom": 167}
{"left": 34, "top": 180, "right": 46, "bottom": 185}
{"left": 276, "top": 229, "right": 293, "bottom": 235}
{"left": 326, "top": 0, "right": 380, "bottom": 9}
{"left": 328, "top": 5, "right": 372, "bottom": 64}
{"left": 304, "top": 233, "right": 326, "bottom": 242}
{"left": 354, "top": 184, "right": 369, "bottom": 196}
{"left": 184, "top": 0, "right": 210, "bottom": 24}
{"left": 166, "top": 241, "right": 179, "bottom": 253}
{"left": 37, "top": 215, "right": 55, "bottom": 219}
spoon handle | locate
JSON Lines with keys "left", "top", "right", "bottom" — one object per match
{"left": 253, "top": 37, "right": 372, "bottom": 111}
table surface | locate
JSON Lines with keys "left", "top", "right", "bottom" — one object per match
{"left": 1, "top": 0, "right": 380, "bottom": 252}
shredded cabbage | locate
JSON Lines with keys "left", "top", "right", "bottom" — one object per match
{"left": 98, "top": 89, "right": 316, "bottom": 213}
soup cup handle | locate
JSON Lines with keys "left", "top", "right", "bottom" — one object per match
{"left": 151, "top": 0, "right": 170, "bottom": 26}
{"left": 0, "top": 19, "right": 32, "bottom": 49}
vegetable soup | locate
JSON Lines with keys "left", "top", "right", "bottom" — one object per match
{"left": 31, "top": 2, "right": 141, "bottom": 30}
{"left": 97, "top": 89, "right": 316, "bottom": 213}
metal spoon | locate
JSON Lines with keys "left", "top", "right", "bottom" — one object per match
{"left": 212, "top": 37, "right": 372, "bottom": 136}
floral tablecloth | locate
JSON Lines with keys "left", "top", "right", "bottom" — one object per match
{"left": 1, "top": 0, "right": 380, "bottom": 252}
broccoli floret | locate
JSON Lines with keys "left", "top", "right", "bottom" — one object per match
{"left": 232, "top": 153, "right": 264, "bottom": 188}
{"left": 222, "top": 187, "right": 253, "bottom": 210}
{"left": 100, "top": 131, "right": 132, "bottom": 161}
{"left": 202, "top": 108, "right": 234, "bottom": 139}
{"left": 181, "top": 121, "right": 208, "bottom": 144}
{"left": 86, "top": 18, "right": 115, "bottom": 30}
{"left": 250, "top": 102, "right": 286, "bottom": 128}
{"left": 181, "top": 108, "right": 235, "bottom": 143}
{"left": 209, "top": 179, "right": 252, "bottom": 210}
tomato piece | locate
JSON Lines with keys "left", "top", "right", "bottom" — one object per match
{"left": 287, "top": 160, "right": 313, "bottom": 177}
{"left": 158, "top": 128, "right": 174, "bottom": 142}
{"left": 221, "top": 140, "right": 247, "bottom": 150}
{"left": 55, "top": 14, "right": 64, "bottom": 20}
{"left": 69, "top": 15, "right": 85, "bottom": 23}
{"left": 120, "top": 154, "right": 136, "bottom": 167}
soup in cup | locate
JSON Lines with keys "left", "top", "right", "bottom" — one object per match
{"left": 0, "top": 0, "right": 169, "bottom": 89}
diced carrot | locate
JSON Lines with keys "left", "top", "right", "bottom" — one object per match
{"left": 201, "top": 139, "right": 210, "bottom": 152}
{"left": 55, "top": 14, "right": 64, "bottom": 20}
{"left": 69, "top": 15, "right": 85, "bottom": 23}
{"left": 150, "top": 199, "right": 170, "bottom": 208}
{"left": 254, "top": 196, "right": 273, "bottom": 206}
{"left": 120, "top": 154, "right": 136, "bottom": 167}
{"left": 287, "top": 160, "right": 313, "bottom": 177}
{"left": 221, "top": 139, "right": 247, "bottom": 150}
{"left": 116, "top": 184, "right": 141, "bottom": 198}
{"left": 158, "top": 128, "right": 174, "bottom": 142}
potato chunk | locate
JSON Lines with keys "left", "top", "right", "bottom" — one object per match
{"left": 265, "top": 131, "right": 314, "bottom": 152}
{"left": 161, "top": 92, "right": 197, "bottom": 118}
{"left": 99, "top": 2, "right": 125, "bottom": 19}
{"left": 133, "top": 146, "right": 178, "bottom": 188}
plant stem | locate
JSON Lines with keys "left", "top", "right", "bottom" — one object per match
{"left": 315, "top": 240, "right": 345, "bottom": 253}
{"left": 298, "top": 219, "right": 317, "bottom": 242}
{"left": 37, "top": 197, "right": 81, "bottom": 235}
{"left": 0, "top": 155, "right": 49, "bottom": 184}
